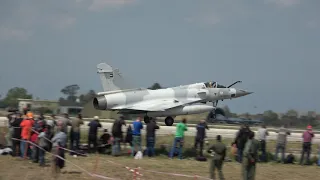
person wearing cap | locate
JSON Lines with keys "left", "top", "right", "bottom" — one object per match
{"left": 19, "top": 112, "right": 34, "bottom": 158}
{"left": 207, "top": 135, "right": 226, "bottom": 180}
{"left": 242, "top": 131, "right": 259, "bottom": 180}
{"left": 87, "top": 116, "right": 102, "bottom": 153}
{"left": 299, "top": 125, "right": 314, "bottom": 165}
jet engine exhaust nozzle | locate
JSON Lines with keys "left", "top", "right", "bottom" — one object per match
{"left": 93, "top": 96, "right": 108, "bottom": 110}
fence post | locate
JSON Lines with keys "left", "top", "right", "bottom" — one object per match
{"left": 93, "top": 153, "right": 100, "bottom": 174}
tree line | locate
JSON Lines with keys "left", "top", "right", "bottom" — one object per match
{"left": 0, "top": 83, "right": 319, "bottom": 128}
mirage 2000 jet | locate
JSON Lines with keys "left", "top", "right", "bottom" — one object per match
{"left": 93, "top": 63, "right": 253, "bottom": 126}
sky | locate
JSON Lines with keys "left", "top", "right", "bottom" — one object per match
{"left": 0, "top": 0, "right": 319, "bottom": 114}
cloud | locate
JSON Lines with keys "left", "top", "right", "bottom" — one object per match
{"left": 264, "top": 0, "right": 301, "bottom": 7}
{"left": 88, "top": 0, "right": 136, "bottom": 12}
{"left": 0, "top": 26, "right": 31, "bottom": 41}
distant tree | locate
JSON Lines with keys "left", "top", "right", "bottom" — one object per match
{"left": 61, "top": 84, "right": 80, "bottom": 97}
{"left": 78, "top": 90, "right": 96, "bottom": 105}
{"left": 2, "top": 87, "right": 33, "bottom": 108}
{"left": 281, "top": 109, "right": 299, "bottom": 127}
{"left": 148, "top": 83, "right": 162, "bottom": 90}
{"left": 262, "top": 110, "right": 279, "bottom": 126}
{"left": 59, "top": 84, "right": 80, "bottom": 106}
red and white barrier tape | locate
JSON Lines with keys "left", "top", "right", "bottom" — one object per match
{"left": 11, "top": 137, "right": 117, "bottom": 180}
{"left": 30, "top": 129, "right": 88, "bottom": 157}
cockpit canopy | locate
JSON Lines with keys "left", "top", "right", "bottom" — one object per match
{"left": 204, "top": 81, "right": 226, "bottom": 88}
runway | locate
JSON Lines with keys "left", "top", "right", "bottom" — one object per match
{"left": 1, "top": 117, "right": 319, "bottom": 143}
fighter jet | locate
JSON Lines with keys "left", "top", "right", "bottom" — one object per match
{"left": 93, "top": 63, "right": 253, "bottom": 126}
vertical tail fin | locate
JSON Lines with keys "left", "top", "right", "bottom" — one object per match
{"left": 97, "top": 63, "right": 121, "bottom": 92}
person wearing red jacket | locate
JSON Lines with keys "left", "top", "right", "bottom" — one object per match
{"left": 20, "top": 112, "right": 34, "bottom": 158}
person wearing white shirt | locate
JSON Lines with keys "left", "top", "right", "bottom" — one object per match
{"left": 257, "top": 124, "right": 269, "bottom": 162}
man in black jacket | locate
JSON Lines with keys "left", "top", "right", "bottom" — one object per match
{"left": 234, "top": 124, "right": 252, "bottom": 163}
{"left": 87, "top": 116, "right": 102, "bottom": 153}
{"left": 111, "top": 116, "right": 126, "bottom": 156}
{"left": 194, "top": 119, "right": 209, "bottom": 157}
{"left": 146, "top": 118, "right": 159, "bottom": 157}
{"left": 10, "top": 113, "right": 23, "bottom": 157}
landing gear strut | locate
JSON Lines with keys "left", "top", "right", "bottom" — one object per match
{"left": 165, "top": 116, "right": 174, "bottom": 126}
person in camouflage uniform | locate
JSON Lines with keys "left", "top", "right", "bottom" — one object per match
{"left": 242, "top": 131, "right": 259, "bottom": 180}
{"left": 207, "top": 135, "right": 226, "bottom": 180}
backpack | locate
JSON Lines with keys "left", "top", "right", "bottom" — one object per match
{"left": 195, "top": 156, "right": 207, "bottom": 161}
{"left": 285, "top": 154, "right": 295, "bottom": 164}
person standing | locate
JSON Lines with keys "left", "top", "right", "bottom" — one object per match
{"left": 242, "top": 131, "right": 259, "bottom": 180}
{"left": 10, "top": 113, "right": 23, "bottom": 157}
{"left": 37, "top": 129, "right": 48, "bottom": 166}
{"left": 169, "top": 118, "right": 188, "bottom": 159}
{"left": 300, "top": 125, "right": 314, "bottom": 165}
{"left": 51, "top": 121, "right": 67, "bottom": 178}
{"left": 131, "top": 117, "right": 143, "bottom": 156}
{"left": 46, "top": 114, "right": 56, "bottom": 152}
{"left": 257, "top": 124, "right": 268, "bottom": 162}
{"left": 275, "top": 125, "right": 291, "bottom": 163}
{"left": 146, "top": 118, "right": 159, "bottom": 157}
{"left": 207, "top": 135, "right": 226, "bottom": 180}
{"left": 111, "top": 116, "right": 126, "bottom": 156}
{"left": 20, "top": 112, "right": 34, "bottom": 159}
{"left": 87, "top": 116, "right": 102, "bottom": 153}
{"left": 194, "top": 119, "right": 209, "bottom": 157}
{"left": 56, "top": 113, "right": 71, "bottom": 142}
{"left": 317, "top": 143, "right": 320, "bottom": 166}
{"left": 234, "top": 124, "right": 251, "bottom": 163}
{"left": 70, "top": 113, "right": 84, "bottom": 152}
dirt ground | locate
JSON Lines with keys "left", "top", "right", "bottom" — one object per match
{"left": 0, "top": 154, "right": 319, "bottom": 180}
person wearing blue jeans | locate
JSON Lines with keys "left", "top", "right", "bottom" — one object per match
{"left": 20, "top": 139, "right": 31, "bottom": 158}
{"left": 112, "top": 137, "right": 121, "bottom": 156}
{"left": 169, "top": 119, "right": 188, "bottom": 159}
{"left": 146, "top": 137, "right": 155, "bottom": 157}
{"left": 169, "top": 137, "right": 184, "bottom": 159}
{"left": 146, "top": 119, "right": 159, "bottom": 157}
{"left": 131, "top": 117, "right": 143, "bottom": 156}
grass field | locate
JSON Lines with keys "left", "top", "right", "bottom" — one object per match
{"left": 0, "top": 153, "right": 319, "bottom": 180}
{"left": 1, "top": 127, "right": 320, "bottom": 180}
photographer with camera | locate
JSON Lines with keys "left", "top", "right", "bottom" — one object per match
{"left": 300, "top": 125, "right": 314, "bottom": 165}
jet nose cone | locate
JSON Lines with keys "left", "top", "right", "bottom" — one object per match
{"left": 235, "top": 89, "right": 253, "bottom": 98}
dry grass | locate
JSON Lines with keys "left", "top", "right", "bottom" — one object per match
{"left": 0, "top": 154, "right": 319, "bottom": 180}
{"left": 1, "top": 126, "right": 320, "bottom": 180}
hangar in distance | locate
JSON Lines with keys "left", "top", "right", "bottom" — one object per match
{"left": 93, "top": 63, "right": 253, "bottom": 126}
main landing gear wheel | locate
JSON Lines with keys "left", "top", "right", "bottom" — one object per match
{"left": 165, "top": 117, "right": 174, "bottom": 126}
{"left": 144, "top": 116, "right": 150, "bottom": 124}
